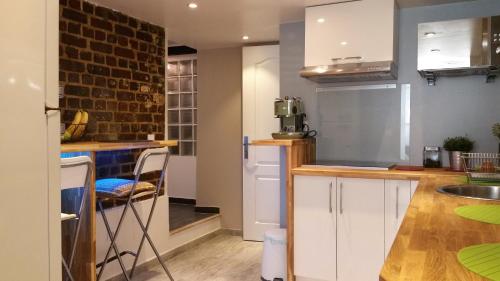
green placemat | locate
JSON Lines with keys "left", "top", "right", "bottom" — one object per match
{"left": 470, "top": 179, "right": 500, "bottom": 187}
{"left": 455, "top": 205, "right": 500, "bottom": 225}
{"left": 458, "top": 243, "right": 500, "bottom": 281}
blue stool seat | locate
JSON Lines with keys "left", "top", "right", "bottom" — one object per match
{"left": 96, "top": 178, "right": 155, "bottom": 198}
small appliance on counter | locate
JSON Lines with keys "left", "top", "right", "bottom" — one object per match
{"left": 272, "top": 96, "right": 316, "bottom": 139}
{"left": 423, "top": 146, "right": 442, "bottom": 168}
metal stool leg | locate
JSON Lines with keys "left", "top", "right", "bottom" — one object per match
{"left": 62, "top": 255, "right": 75, "bottom": 281}
{"left": 129, "top": 192, "right": 161, "bottom": 278}
{"left": 97, "top": 201, "right": 132, "bottom": 281}
{"left": 96, "top": 148, "right": 173, "bottom": 280}
{"left": 67, "top": 187, "right": 89, "bottom": 279}
{"left": 130, "top": 202, "right": 174, "bottom": 281}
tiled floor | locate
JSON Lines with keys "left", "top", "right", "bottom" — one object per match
{"left": 169, "top": 203, "right": 216, "bottom": 231}
{"left": 133, "top": 233, "right": 263, "bottom": 281}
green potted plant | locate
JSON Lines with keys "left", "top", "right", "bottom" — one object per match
{"left": 492, "top": 123, "right": 500, "bottom": 153}
{"left": 443, "top": 136, "right": 474, "bottom": 171}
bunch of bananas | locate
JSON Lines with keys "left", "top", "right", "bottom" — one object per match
{"left": 61, "top": 110, "right": 89, "bottom": 142}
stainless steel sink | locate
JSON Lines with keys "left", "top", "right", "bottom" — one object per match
{"left": 437, "top": 185, "right": 500, "bottom": 201}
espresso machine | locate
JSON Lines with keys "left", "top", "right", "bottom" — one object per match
{"left": 272, "top": 97, "right": 314, "bottom": 139}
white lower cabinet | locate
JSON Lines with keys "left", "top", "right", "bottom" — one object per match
{"left": 384, "top": 180, "right": 412, "bottom": 258}
{"left": 294, "top": 176, "right": 418, "bottom": 281}
{"left": 294, "top": 176, "right": 337, "bottom": 281}
{"left": 337, "top": 178, "right": 385, "bottom": 281}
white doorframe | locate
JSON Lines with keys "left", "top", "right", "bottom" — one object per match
{"left": 242, "top": 45, "right": 280, "bottom": 241}
{"left": 46, "top": 0, "right": 62, "bottom": 280}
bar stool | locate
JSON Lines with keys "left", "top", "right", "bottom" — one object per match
{"left": 96, "top": 147, "right": 174, "bottom": 281}
{"left": 60, "top": 156, "right": 93, "bottom": 281}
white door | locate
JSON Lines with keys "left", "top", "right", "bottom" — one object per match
{"left": 294, "top": 176, "right": 336, "bottom": 281}
{"left": 384, "top": 180, "right": 411, "bottom": 258}
{"left": 337, "top": 178, "right": 385, "bottom": 281}
{"left": 0, "top": 0, "right": 60, "bottom": 280}
{"left": 243, "top": 45, "right": 280, "bottom": 241}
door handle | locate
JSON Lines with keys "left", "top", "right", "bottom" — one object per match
{"left": 45, "top": 105, "right": 60, "bottom": 113}
{"left": 45, "top": 105, "right": 60, "bottom": 117}
{"left": 243, "top": 136, "right": 249, "bottom": 160}
{"left": 329, "top": 182, "right": 333, "bottom": 213}
{"left": 344, "top": 56, "right": 363, "bottom": 60}
{"left": 339, "top": 182, "right": 344, "bottom": 215}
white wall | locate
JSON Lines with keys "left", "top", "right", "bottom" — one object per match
{"left": 399, "top": 0, "right": 500, "bottom": 165}
{"left": 197, "top": 47, "right": 243, "bottom": 231}
{"left": 167, "top": 156, "right": 197, "bottom": 199}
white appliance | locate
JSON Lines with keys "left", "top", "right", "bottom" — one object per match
{"left": 0, "top": 1, "right": 60, "bottom": 280}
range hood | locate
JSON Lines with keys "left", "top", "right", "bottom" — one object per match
{"left": 417, "top": 15, "right": 500, "bottom": 85}
{"left": 300, "top": 61, "right": 398, "bottom": 83}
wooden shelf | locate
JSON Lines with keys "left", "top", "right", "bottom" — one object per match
{"left": 61, "top": 140, "right": 178, "bottom": 153}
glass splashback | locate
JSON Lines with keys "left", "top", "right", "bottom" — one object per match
{"left": 316, "top": 83, "right": 411, "bottom": 164}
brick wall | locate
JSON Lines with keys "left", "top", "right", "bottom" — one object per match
{"left": 59, "top": 0, "right": 166, "bottom": 181}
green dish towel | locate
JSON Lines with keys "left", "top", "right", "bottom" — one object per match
{"left": 458, "top": 243, "right": 500, "bottom": 281}
{"left": 455, "top": 205, "right": 500, "bottom": 225}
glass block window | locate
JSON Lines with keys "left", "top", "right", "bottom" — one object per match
{"left": 167, "top": 55, "right": 197, "bottom": 156}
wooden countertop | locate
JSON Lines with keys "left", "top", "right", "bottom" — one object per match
{"left": 380, "top": 176, "right": 500, "bottom": 281}
{"left": 61, "top": 140, "right": 178, "bottom": 153}
{"left": 292, "top": 165, "right": 461, "bottom": 180}
{"left": 251, "top": 138, "right": 315, "bottom": 147}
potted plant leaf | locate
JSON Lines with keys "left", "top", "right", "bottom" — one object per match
{"left": 492, "top": 123, "right": 500, "bottom": 153}
{"left": 443, "top": 136, "right": 474, "bottom": 171}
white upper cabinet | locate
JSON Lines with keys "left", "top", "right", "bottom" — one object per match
{"left": 305, "top": 0, "right": 397, "bottom": 67}
{"left": 294, "top": 176, "right": 337, "bottom": 281}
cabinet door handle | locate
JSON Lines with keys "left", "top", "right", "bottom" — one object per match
{"left": 344, "top": 56, "right": 363, "bottom": 60}
{"left": 329, "top": 182, "right": 333, "bottom": 213}
{"left": 396, "top": 185, "right": 399, "bottom": 220}
{"left": 339, "top": 182, "right": 344, "bottom": 215}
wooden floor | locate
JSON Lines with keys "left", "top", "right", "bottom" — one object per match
{"left": 133, "top": 232, "right": 263, "bottom": 281}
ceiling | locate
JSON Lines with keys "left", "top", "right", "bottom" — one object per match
{"left": 90, "top": 0, "right": 477, "bottom": 50}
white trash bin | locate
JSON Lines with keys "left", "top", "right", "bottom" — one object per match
{"left": 261, "top": 228, "right": 287, "bottom": 281}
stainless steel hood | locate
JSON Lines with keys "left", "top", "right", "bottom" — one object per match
{"left": 300, "top": 61, "right": 398, "bottom": 83}
{"left": 417, "top": 15, "right": 500, "bottom": 85}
